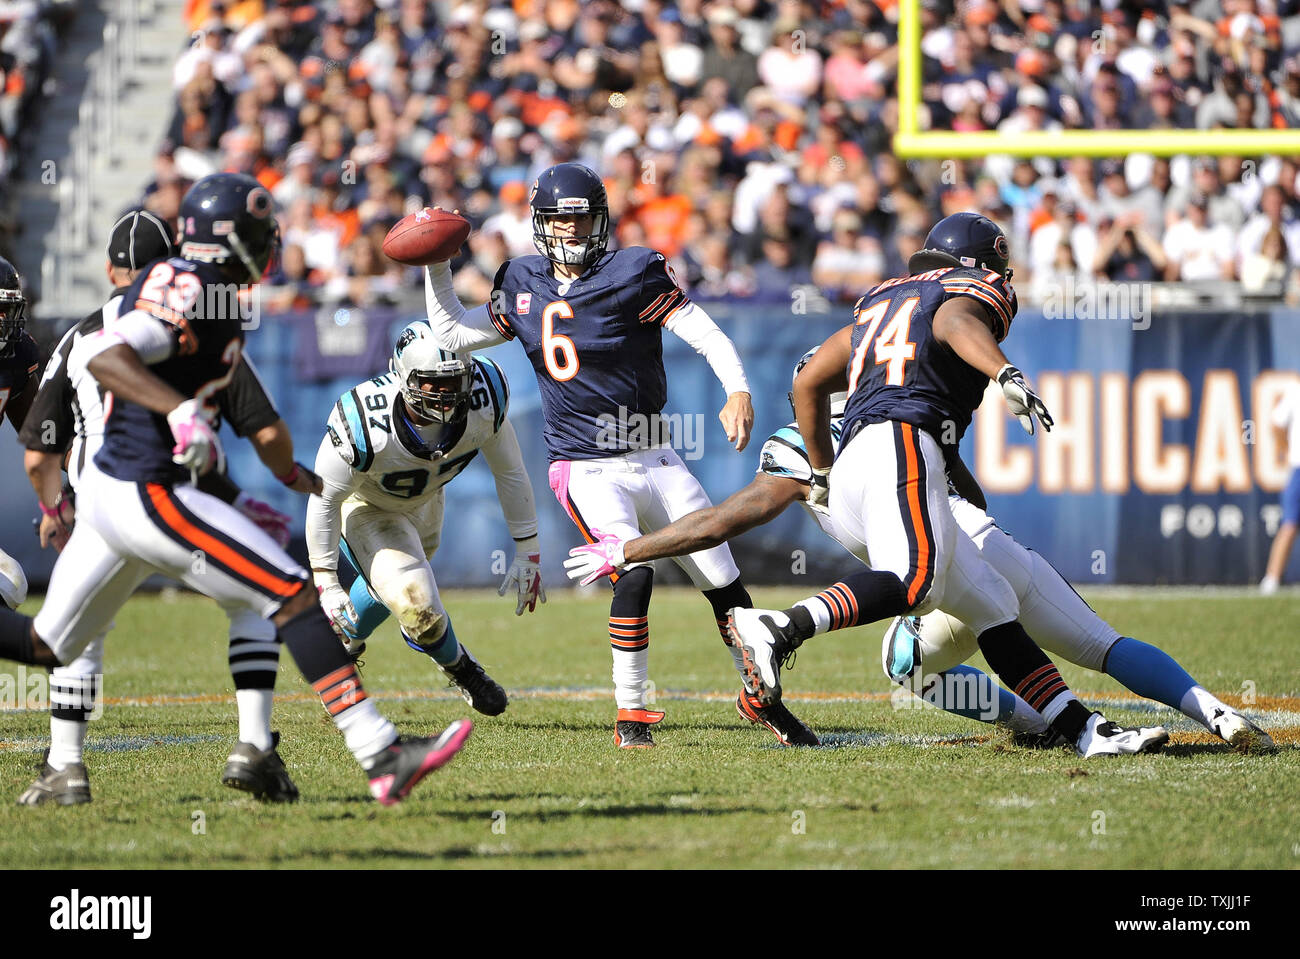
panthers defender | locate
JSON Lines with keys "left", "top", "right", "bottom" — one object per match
{"left": 423, "top": 162, "right": 816, "bottom": 748}
{"left": 307, "top": 321, "right": 543, "bottom": 714}
{"left": 569, "top": 347, "right": 1273, "bottom": 752}
{"left": 728, "top": 212, "right": 1169, "bottom": 756}
{"left": 0, "top": 254, "right": 41, "bottom": 613}
{"left": 17, "top": 209, "right": 317, "bottom": 805}
{"left": 0, "top": 174, "right": 472, "bottom": 805}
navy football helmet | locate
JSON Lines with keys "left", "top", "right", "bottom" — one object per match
{"left": 177, "top": 173, "right": 280, "bottom": 283}
{"left": 909, "top": 212, "right": 1011, "bottom": 280}
{"left": 0, "top": 256, "right": 27, "bottom": 358}
{"left": 530, "top": 163, "right": 609, "bottom": 269}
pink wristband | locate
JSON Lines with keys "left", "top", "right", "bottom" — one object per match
{"left": 276, "top": 464, "right": 301, "bottom": 485}
{"left": 39, "top": 502, "right": 59, "bottom": 519}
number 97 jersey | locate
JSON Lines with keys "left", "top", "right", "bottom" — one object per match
{"left": 323, "top": 355, "right": 511, "bottom": 507}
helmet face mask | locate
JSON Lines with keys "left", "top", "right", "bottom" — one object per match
{"left": 391, "top": 323, "right": 473, "bottom": 426}
{"left": 0, "top": 257, "right": 26, "bottom": 358}
{"left": 530, "top": 164, "right": 610, "bottom": 269}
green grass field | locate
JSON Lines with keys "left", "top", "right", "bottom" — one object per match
{"left": 1, "top": 587, "right": 1297, "bottom": 869}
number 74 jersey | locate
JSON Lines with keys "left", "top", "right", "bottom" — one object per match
{"left": 322, "top": 355, "right": 512, "bottom": 508}
{"left": 840, "top": 265, "right": 1017, "bottom": 449}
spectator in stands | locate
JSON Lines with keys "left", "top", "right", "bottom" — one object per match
{"left": 1095, "top": 212, "right": 1167, "bottom": 283}
{"left": 757, "top": 17, "right": 823, "bottom": 105}
{"left": 1163, "top": 195, "right": 1235, "bottom": 281}
{"left": 480, "top": 181, "right": 535, "bottom": 260}
{"left": 1238, "top": 184, "right": 1300, "bottom": 273}
{"left": 812, "top": 209, "right": 885, "bottom": 302}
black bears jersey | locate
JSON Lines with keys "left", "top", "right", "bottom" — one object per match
{"left": 0, "top": 330, "right": 40, "bottom": 429}
{"left": 839, "top": 266, "right": 1016, "bottom": 451}
{"left": 95, "top": 257, "right": 248, "bottom": 484}
{"left": 488, "top": 246, "right": 689, "bottom": 461}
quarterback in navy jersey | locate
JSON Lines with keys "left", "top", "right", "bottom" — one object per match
{"left": 423, "top": 162, "right": 817, "bottom": 749}
{"left": 728, "top": 213, "right": 1171, "bottom": 758}
{"left": 0, "top": 174, "right": 474, "bottom": 806}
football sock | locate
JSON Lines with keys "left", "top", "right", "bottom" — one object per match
{"left": 403, "top": 618, "right": 462, "bottom": 666}
{"left": 787, "top": 569, "right": 910, "bottom": 639}
{"left": 228, "top": 634, "right": 280, "bottom": 752}
{"left": 704, "top": 578, "right": 752, "bottom": 678}
{"left": 610, "top": 565, "right": 653, "bottom": 711}
{"left": 1104, "top": 637, "right": 1197, "bottom": 714}
{"left": 977, "top": 621, "right": 1090, "bottom": 741}
{"left": 48, "top": 673, "right": 99, "bottom": 770}
{"left": 278, "top": 601, "right": 396, "bottom": 764}
{"left": 349, "top": 576, "right": 390, "bottom": 641}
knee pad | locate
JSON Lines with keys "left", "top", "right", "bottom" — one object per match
{"left": 409, "top": 609, "right": 449, "bottom": 648}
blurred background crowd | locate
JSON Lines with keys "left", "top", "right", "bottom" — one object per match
{"left": 139, "top": 0, "right": 1300, "bottom": 313}
{"left": 0, "top": 1, "right": 74, "bottom": 258}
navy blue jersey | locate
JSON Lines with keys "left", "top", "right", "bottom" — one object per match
{"left": 839, "top": 266, "right": 1016, "bottom": 451}
{"left": 0, "top": 331, "right": 40, "bottom": 428}
{"left": 95, "top": 257, "right": 247, "bottom": 484}
{"left": 489, "top": 247, "right": 689, "bottom": 461}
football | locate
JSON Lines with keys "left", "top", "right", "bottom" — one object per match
{"left": 382, "top": 207, "right": 471, "bottom": 266}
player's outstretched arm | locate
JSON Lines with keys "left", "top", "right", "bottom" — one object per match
{"left": 933, "top": 298, "right": 1053, "bottom": 435}
{"left": 565, "top": 474, "right": 803, "bottom": 585}
{"left": 792, "top": 326, "right": 851, "bottom": 479}
{"left": 662, "top": 303, "right": 753, "bottom": 451}
{"left": 481, "top": 418, "right": 545, "bottom": 614}
{"left": 424, "top": 261, "right": 506, "bottom": 352}
{"left": 248, "top": 418, "right": 324, "bottom": 495}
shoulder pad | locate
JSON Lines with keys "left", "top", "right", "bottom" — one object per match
{"left": 937, "top": 267, "right": 1015, "bottom": 339}
{"left": 330, "top": 382, "right": 395, "bottom": 472}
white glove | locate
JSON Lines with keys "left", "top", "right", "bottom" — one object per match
{"left": 564, "top": 528, "right": 627, "bottom": 586}
{"left": 808, "top": 466, "right": 831, "bottom": 508}
{"left": 167, "top": 398, "right": 223, "bottom": 476}
{"left": 997, "top": 364, "right": 1054, "bottom": 436}
{"left": 317, "top": 583, "right": 360, "bottom": 643}
{"left": 499, "top": 536, "right": 545, "bottom": 615}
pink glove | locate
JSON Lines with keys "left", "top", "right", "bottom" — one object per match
{"left": 235, "top": 492, "right": 292, "bottom": 549}
{"left": 563, "top": 528, "right": 628, "bottom": 586}
{"left": 166, "top": 399, "right": 223, "bottom": 476}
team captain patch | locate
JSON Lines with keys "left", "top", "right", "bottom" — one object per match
{"left": 516, "top": 293, "right": 532, "bottom": 315}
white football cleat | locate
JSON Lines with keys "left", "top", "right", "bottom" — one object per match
{"left": 1210, "top": 707, "right": 1276, "bottom": 753}
{"left": 1075, "top": 712, "right": 1169, "bottom": 757}
{"left": 726, "top": 607, "right": 800, "bottom": 706}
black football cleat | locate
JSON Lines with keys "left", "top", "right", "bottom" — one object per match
{"left": 17, "top": 750, "right": 91, "bottom": 806}
{"left": 221, "top": 732, "right": 299, "bottom": 802}
{"left": 736, "top": 691, "right": 819, "bottom": 746}
{"left": 614, "top": 708, "right": 664, "bottom": 748}
{"left": 366, "top": 720, "right": 473, "bottom": 806}
{"left": 440, "top": 648, "right": 508, "bottom": 716}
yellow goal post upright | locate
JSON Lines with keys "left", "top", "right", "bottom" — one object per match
{"left": 892, "top": 0, "right": 1300, "bottom": 159}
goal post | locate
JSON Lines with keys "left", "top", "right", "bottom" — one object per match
{"left": 891, "top": 0, "right": 1300, "bottom": 158}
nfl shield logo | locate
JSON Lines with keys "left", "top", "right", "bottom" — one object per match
{"left": 516, "top": 293, "right": 532, "bottom": 314}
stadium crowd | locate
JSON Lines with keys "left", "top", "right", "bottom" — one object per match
{"left": 0, "top": 0, "right": 75, "bottom": 261}
{"left": 146, "top": 0, "right": 1300, "bottom": 311}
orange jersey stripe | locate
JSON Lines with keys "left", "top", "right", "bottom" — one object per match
{"left": 147, "top": 485, "right": 300, "bottom": 598}
{"left": 900, "top": 425, "right": 932, "bottom": 607}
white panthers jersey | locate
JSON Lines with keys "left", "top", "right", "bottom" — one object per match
{"left": 323, "top": 355, "right": 511, "bottom": 510}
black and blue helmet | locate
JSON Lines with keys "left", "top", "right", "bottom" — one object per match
{"left": 908, "top": 211, "right": 1011, "bottom": 279}
{"left": 529, "top": 162, "right": 609, "bottom": 269}
{"left": 177, "top": 173, "right": 280, "bottom": 283}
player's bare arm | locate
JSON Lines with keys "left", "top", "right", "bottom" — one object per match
{"left": 86, "top": 342, "right": 188, "bottom": 414}
{"left": 933, "top": 297, "right": 1054, "bottom": 435}
{"left": 624, "top": 473, "right": 805, "bottom": 563}
{"left": 792, "top": 326, "right": 852, "bottom": 472}
{"left": 249, "top": 418, "right": 323, "bottom": 495}
{"left": 24, "top": 448, "right": 73, "bottom": 551}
